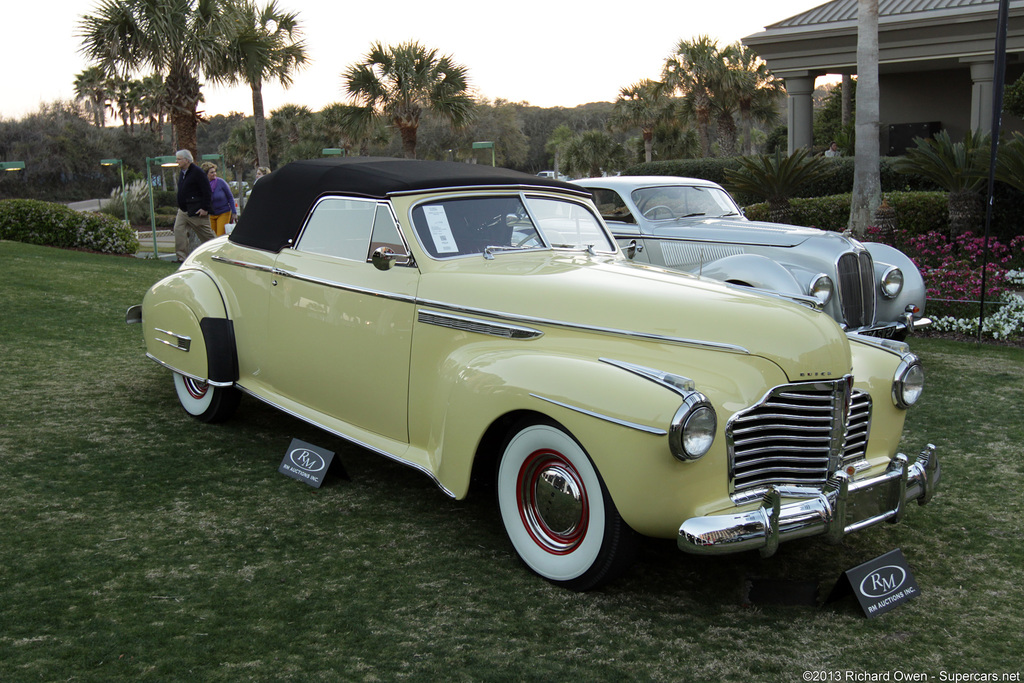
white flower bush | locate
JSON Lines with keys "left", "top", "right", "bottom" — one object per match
{"left": 930, "top": 291, "right": 1024, "bottom": 340}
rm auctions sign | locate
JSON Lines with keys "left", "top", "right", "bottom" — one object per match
{"left": 278, "top": 438, "right": 336, "bottom": 488}
{"left": 828, "top": 548, "right": 921, "bottom": 618}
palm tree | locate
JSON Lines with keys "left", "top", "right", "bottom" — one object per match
{"left": 545, "top": 124, "right": 575, "bottom": 179}
{"left": 610, "top": 79, "right": 675, "bottom": 163}
{"left": 138, "top": 73, "right": 169, "bottom": 138}
{"left": 343, "top": 41, "right": 474, "bottom": 159}
{"left": 894, "top": 129, "right": 991, "bottom": 235}
{"left": 995, "top": 131, "right": 1024, "bottom": 191}
{"left": 849, "top": 0, "right": 882, "bottom": 237}
{"left": 562, "top": 130, "right": 626, "bottom": 179}
{"left": 78, "top": 0, "right": 229, "bottom": 156}
{"left": 73, "top": 66, "right": 110, "bottom": 127}
{"left": 723, "top": 149, "right": 833, "bottom": 224}
{"left": 212, "top": 0, "right": 308, "bottom": 169}
{"left": 723, "top": 43, "right": 784, "bottom": 156}
{"left": 663, "top": 36, "right": 727, "bottom": 158}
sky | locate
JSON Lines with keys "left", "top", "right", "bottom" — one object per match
{"left": 1, "top": 0, "right": 824, "bottom": 120}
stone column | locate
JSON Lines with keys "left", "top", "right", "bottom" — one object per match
{"left": 784, "top": 75, "right": 817, "bottom": 154}
{"left": 969, "top": 61, "right": 995, "bottom": 133}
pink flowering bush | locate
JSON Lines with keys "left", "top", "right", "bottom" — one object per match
{"left": 868, "top": 227, "right": 1024, "bottom": 339}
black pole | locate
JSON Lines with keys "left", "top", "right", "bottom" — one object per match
{"left": 979, "top": 0, "right": 1010, "bottom": 341}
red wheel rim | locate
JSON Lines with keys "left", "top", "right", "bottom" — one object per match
{"left": 516, "top": 449, "right": 589, "bottom": 555}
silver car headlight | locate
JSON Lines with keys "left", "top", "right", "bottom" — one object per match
{"left": 809, "top": 274, "right": 833, "bottom": 305}
{"left": 893, "top": 356, "right": 924, "bottom": 408}
{"left": 881, "top": 266, "right": 904, "bottom": 299}
{"left": 669, "top": 393, "right": 717, "bottom": 461}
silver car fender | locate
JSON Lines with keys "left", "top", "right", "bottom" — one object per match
{"left": 697, "top": 252, "right": 805, "bottom": 296}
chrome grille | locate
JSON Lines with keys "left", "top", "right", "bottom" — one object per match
{"left": 837, "top": 251, "right": 876, "bottom": 328}
{"left": 728, "top": 379, "right": 871, "bottom": 494}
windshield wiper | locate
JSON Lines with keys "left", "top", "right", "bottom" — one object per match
{"left": 679, "top": 212, "right": 706, "bottom": 218}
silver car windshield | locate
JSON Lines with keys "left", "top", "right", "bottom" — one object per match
{"left": 411, "top": 194, "right": 615, "bottom": 259}
{"left": 631, "top": 185, "right": 741, "bottom": 221}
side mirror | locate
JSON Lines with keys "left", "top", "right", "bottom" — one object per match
{"left": 624, "top": 239, "right": 644, "bottom": 260}
{"left": 371, "top": 246, "right": 404, "bottom": 271}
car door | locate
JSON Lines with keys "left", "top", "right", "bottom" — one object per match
{"left": 265, "top": 197, "right": 417, "bottom": 442}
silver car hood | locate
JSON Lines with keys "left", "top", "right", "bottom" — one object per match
{"left": 647, "top": 217, "right": 828, "bottom": 248}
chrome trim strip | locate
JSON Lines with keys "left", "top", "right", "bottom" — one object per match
{"left": 212, "top": 251, "right": 748, "bottom": 354}
{"left": 600, "top": 358, "right": 696, "bottom": 395}
{"left": 418, "top": 310, "right": 543, "bottom": 339}
{"left": 144, "top": 353, "right": 233, "bottom": 387}
{"left": 272, "top": 268, "right": 419, "bottom": 305}
{"left": 419, "top": 298, "right": 750, "bottom": 354}
{"left": 530, "top": 393, "right": 667, "bottom": 436}
{"left": 211, "top": 255, "right": 275, "bottom": 273}
{"left": 154, "top": 327, "right": 191, "bottom": 352}
{"left": 234, "top": 384, "right": 456, "bottom": 498}
{"left": 388, "top": 183, "right": 592, "bottom": 199}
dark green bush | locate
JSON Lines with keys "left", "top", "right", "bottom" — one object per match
{"left": 743, "top": 191, "right": 948, "bottom": 236}
{"left": 0, "top": 199, "right": 139, "bottom": 255}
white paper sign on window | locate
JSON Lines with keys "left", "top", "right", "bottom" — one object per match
{"left": 422, "top": 205, "right": 458, "bottom": 254}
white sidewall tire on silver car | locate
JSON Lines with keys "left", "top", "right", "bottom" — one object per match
{"left": 497, "top": 419, "right": 636, "bottom": 591}
{"left": 172, "top": 372, "right": 240, "bottom": 423}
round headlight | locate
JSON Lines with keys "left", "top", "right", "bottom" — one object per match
{"left": 810, "top": 274, "right": 834, "bottom": 305}
{"left": 893, "top": 358, "right": 924, "bottom": 408}
{"left": 881, "top": 266, "right": 904, "bottom": 299}
{"left": 670, "top": 394, "right": 717, "bottom": 461}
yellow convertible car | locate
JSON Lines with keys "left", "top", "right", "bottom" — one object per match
{"left": 128, "top": 157, "right": 940, "bottom": 590}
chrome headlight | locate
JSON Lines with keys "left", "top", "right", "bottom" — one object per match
{"left": 881, "top": 266, "right": 904, "bottom": 299}
{"left": 669, "top": 393, "right": 717, "bottom": 461}
{"left": 809, "top": 274, "right": 833, "bottom": 305}
{"left": 893, "top": 356, "right": 924, "bottom": 408}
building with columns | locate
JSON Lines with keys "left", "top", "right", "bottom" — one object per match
{"left": 742, "top": 0, "right": 1024, "bottom": 154}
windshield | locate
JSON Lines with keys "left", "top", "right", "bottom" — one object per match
{"left": 631, "top": 185, "right": 741, "bottom": 221}
{"left": 411, "top": 194, "right": 615, "bottom": 259}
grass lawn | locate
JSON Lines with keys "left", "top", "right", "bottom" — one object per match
{"left": 1, "top": 240, "right": 1022, "bottom": 682}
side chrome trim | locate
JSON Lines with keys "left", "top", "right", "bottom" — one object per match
{"left": 212, "top": 253, "right": 747, "bottom": 354}
{"left": 234, "top": 384, "right": 456, "bottom": 499}
{"left": 530, "top": 393, "right": 668, "bottom": 436}
{"left": 210, "top": 255, "right": 275, "bottom": 273}
{"left": 418, "top": 310, "right": 543, "bottom": 340}
{"left": 419, "top": 298, "right": 750, "bottom": 355}
{"left": 600, "top": 358, "right": 695, "bottom": 395}
{"left": 144, "top": 353, "right": 234, "bottom": 387}
{"left": 272, "top": 268, "right": 419, "bottom": 305}
{"left": 153, "top": 327, "right": 191, "bottom": 352}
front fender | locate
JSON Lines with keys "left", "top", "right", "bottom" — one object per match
{"left": 141, "top": 268, "right": 230, "bottom": 382}
{"left": 699, "top": 252, "right": 805, "bottom": 295}
{"left": 865, "top": 242, "right": 928, "bottom": 321}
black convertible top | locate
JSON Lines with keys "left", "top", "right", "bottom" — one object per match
{"left": 230, "top": 156, "right": 587, "bottom": 253}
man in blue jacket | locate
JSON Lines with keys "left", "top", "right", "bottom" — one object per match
{"left": 173, "top": 149, "right": 215, "bottom": 262}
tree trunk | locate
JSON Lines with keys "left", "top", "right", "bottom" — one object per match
{"left": 398, "top": 123, "right": 418, "bottom": 159}
{"left": 841, "top": 75, "right": 852, "bottom": 126}
{"left": 643, "top": 129, "right": 653, "bottom": 163}
{"left": 849, "top": 0, "right": 881, "bottom": 238}
{"left": 768, "top": 197, "right": 791, "bottom": 224}
{"left": 252, "top": 78, "right": 270, "bottom": 169}
{"left": 948, "top": 190, "right": 983, "bottom": 235}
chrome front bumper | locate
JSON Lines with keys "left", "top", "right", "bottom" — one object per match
{"left": 678, "top": 444, "right": 940, "bottom": 557}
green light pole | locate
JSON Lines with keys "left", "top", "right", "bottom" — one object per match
{"left": 145, "top": 155, "right": 178, "bottom": 259}
{"left": 472, "top": 141, "right": 495, "bottom": 166}
{"left": 100, "top": 158, "right": 129, "bottom": 225}
{"left": 322, "top": 148, "right": 344, "bottom": 157}
{"left": 1, "top": 161, "right": 26, "bottom": 172}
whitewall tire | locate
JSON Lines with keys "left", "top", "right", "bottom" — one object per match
{"left": 172, "top": 372, "right": 240, "bottom": 423}
{"left": 497, "top": 419, "right": 637, "bottom": 590}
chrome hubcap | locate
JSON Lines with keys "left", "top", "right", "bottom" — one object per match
{"left": 517, "top": 450, "right": 588, "bottom": 554}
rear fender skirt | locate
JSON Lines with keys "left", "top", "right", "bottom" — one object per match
{"left": 200, "top": 318, "right": 239, "bottom": 384}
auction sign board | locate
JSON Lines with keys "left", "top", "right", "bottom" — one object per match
{"left": 828, "top": 548, "right": 920, "bottom": 618}
{"left": 278, "top": 438, "right": 335, "bottom": 488}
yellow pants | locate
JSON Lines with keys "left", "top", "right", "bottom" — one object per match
{"left": 209, "top": 211, "right": 233, "bottom": 237}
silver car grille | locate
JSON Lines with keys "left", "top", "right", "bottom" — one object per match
{"left": 728, "top": 378, "right": 872, "bottom": 494}
{"left": 837, "top": 251, "right": 876, "bottom": 328}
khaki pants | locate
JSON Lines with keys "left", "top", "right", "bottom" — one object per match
{"left": 209, "top": 211, "right": 233, "bottom": 237}
{"left": 174, "top": 209, "right": 216, "bottom": 261}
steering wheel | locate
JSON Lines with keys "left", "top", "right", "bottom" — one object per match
{"left": 514, "top": 229, "right": 542, "bottom": 248}
{"left": 642, "top": 204, "right": 676, "bottom": 220}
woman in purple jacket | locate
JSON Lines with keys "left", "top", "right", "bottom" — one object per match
{"left": 202, "top": 162, "right": 237, "bottom": 237}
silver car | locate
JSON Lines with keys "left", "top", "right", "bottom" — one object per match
{"left": 577, "top": 176, "right": 930, "bottom": 339}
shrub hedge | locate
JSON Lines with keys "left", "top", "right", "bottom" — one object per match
{"left": 0, "top": 199, "right": 139, "bottom": 255}
{"left": 742, "top": 191, "right": 948, "bottom": 237}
